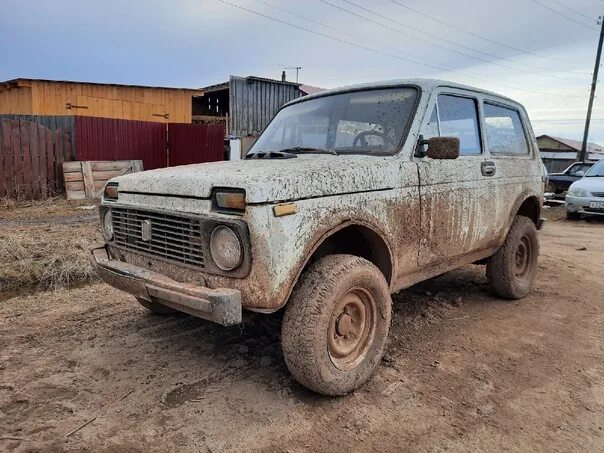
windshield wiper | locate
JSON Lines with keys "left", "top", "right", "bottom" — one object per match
{"left": 278, "top": 147, "right": 339, "bottom": 156}
{"left": 246, "top": 147, "right": 339, "bottom": 159}
{"left": 246, "top": 150, "right": 298, "bottom": 159}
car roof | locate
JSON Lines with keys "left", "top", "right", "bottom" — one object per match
{"left": 285, "top": 78, "right": 521, "bottom": 107}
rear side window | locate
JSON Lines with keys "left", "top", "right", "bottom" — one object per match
{"left": 484, "top": 102, "right": 529, "bottom": 155}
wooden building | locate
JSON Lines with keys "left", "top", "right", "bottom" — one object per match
{"left": 537, "top": 134, "right": 604, "bottom": 173}
{"left": 0, "top": 78, "right": 203, "bottom": 123}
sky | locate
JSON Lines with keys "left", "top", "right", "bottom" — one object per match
{"left": 1, "top": 0, "right": 603, "bottom": 143}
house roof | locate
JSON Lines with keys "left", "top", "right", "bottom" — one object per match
{"left": 0, "top": 78, "right": 203, "bottom": 93}
{"left": 537, "top": 134, "right": 604, "bottom": 154}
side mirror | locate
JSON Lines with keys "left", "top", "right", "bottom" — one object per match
{"left": 416, "top": 136, "right": 460, "bottom": 159}
{"left": 575, "top": 170, "right": 585, "bottom": 177}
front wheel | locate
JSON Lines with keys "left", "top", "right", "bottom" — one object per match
{"left": 486, "top": 215, "right": 539, "bottom": 299}
{"left": 281, "top": 254, "right": 392, "bottom": 396}
{"left": 566, "top": 211, "right": 581, "bottom": 220}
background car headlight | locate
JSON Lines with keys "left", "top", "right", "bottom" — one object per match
{"left": 567, "top": 188, "right": 591, "bottom": 197}
{"left": 210, "top": 226, "right": 243, "bottom": 271}
{"left": 102, "top": 210, "right": 114, "bottom": 241}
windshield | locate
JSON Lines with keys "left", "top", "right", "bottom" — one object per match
{"left": 585, "top": 160, "right": 604, "bottom": 177}
{"left": 248, "top": 87, "right": 418, "bottom": 156}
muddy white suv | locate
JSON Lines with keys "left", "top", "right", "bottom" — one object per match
{"left": 93, "top": 79, "right": 545, "bottom": 395}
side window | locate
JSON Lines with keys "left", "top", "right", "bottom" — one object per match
{"left": 483, "top": 102, "right": 529, "bottom": 155}
{"left": 567, "top": 164, "right": 581, "bottom": 175}
{"left": 423, "top": 95, "right": 482, "bottom": 155}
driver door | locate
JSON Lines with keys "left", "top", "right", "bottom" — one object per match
{"left": 416, "top": 90, "right": 497, "bottom": 267}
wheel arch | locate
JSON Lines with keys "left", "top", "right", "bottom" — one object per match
{"left": 513, "top": 194, "right": 541, "bottom": 227}
{"left": 279, "top": 220, "right": 394, "bottom": 311}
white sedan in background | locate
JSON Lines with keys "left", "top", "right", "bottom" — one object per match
{"left": 565, "top": 159, "right": 604, "bottom": 219}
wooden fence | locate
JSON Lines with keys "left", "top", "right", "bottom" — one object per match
{"left": 0, "top": 118, "right": 72, "bottom": 200}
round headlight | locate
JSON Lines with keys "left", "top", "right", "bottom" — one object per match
{"left": 210, "top": 226, "right": 242, "bottom": 271}
{"left": 102, "top": 210, "right": 114, "bottom": 241}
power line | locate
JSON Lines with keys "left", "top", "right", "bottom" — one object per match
{"left": 321, "top": 0, "right": 585, "bottom": 81}
{"left": 215, "top": 0, "right": 583, "bottom": 98}
{"left": 528, "top": 0, "right": 598, "bottom": 30}
{"left": 256, "top": 0, "right": 541, "bottom": 83}
{"left": 548, "top": 0, "right": 596, "bottom": 21}
{"left": 386, "top": 0, "right": 588, "bottom": 69}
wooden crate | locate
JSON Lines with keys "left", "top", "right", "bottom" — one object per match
{"left": 63, "top": 160, "right": 143, "bottom": 199}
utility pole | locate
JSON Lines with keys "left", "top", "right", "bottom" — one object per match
{"left": 579, "top": 16, "right": 604, "bottom": 162}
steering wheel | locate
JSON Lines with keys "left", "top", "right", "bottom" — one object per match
{"left": 352, "top": 130, "right": 394, "bottom": 148}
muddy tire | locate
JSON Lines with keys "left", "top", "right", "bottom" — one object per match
{"left": 566, "top": 211, "right": 581, "bottom": 220}
{"left": 486, "top": 215, "right": 539, "bottom": 299}
{"left": 281, "top": 254, "right": 392, "bottom": 396}
{"left": 545, "top": 182, "right": 557, "bottom": 194}
{"left": 136, "top": 297, "right": 177, "bottom": 315}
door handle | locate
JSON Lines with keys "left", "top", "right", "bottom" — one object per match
{"left": 481, "top": 161, "right": 496, "bottom": 177}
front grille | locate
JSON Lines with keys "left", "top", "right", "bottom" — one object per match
{"left": 111, "top": 207, "right": 205, "bottom": 268}
{"left": 592, "top": 192, "right": 604, "bottom": 198}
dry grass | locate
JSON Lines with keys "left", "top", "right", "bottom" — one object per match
{"left": 0, "top": 199, "right": 102, "bottom": 292}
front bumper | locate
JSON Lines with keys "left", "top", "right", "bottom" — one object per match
{"left": 91, "top": 246, "right": 242, "bottom": 325}
{"left": 565, "top": 195, "right": 604, "bottom": 216}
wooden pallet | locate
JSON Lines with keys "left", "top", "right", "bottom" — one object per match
{"left": 63, "top": 160, "right": 143, "bottom": 199}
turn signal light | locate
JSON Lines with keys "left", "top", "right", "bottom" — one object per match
{"left": 213, "top": 189, "right": 246, "bottom": 213}
{"left": 104, "top": 183, "right": 118, "bottom": 200}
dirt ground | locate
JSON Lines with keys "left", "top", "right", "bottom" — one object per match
{"left": 1, "top": 211, "right": 603, "bottom": 452}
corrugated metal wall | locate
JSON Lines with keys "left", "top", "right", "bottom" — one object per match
{"left": 229, "top": 76, "right": 302, "bottom": 137}
{"left": 75, "top": 117, "right": 167, "bottom": 169}
{"left": 168, "top": 123, "right": 224, "bottom": 166}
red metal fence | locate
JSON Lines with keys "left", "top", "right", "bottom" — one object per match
{"left": 168, "top": 123, "right": 224, "bottom": 166}
{"left": 75, "top": 117, "right": 225, "bottom": 170}
{"left": 76, "top": 117, "right": 167, "bottom": 169}
{"left": 0, "top": 118, "right": 71, "bottom": 199}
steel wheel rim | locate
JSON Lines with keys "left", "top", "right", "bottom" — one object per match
{"left": 327, "top": 287, "right": 377, "bottom": 371}
{"left": 514, "top": 235, "right": 532, "bottom": 278}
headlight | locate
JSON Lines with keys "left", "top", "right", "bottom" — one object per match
{"left": 567, "top": 188, "right": 591, "bottom": 197}
{"left": 209, "top": 226, "right": 243, "bottom": 271}
{"left": 102, "top": 210, "right": 114, "bottom": 241}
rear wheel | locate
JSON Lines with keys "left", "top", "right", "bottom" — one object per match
{"left": 136, "top": 297, "right": 177, "bottom": 315}
{"left": 281, "top": 254, "right": 392, "bottom": 396}
{"left": 486, "top": 216, "right": 539, "bottom": 299}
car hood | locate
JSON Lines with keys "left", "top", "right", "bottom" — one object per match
{"left": 569, "top": 176, "right": 604, "bottom": 192}
{"left": 112, "top": 155, "right": 402, "bottom": 203}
